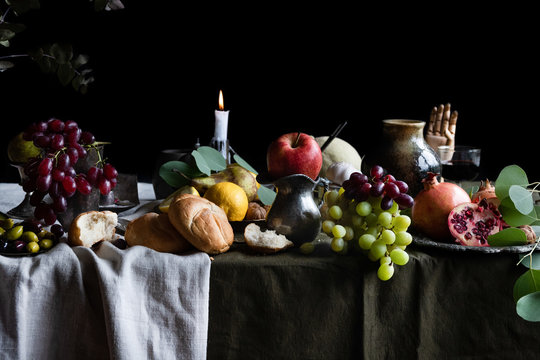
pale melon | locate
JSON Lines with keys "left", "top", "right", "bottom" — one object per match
{"left": 315, "top": 136, "right": 362, "bottom": 177}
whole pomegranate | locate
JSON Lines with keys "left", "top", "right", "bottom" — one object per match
{"left": 471, "top": 179, "right": 500, "bottom": 206}
{"left": 411, "top": 172, "right": 471, "bottom": 242}
{"left": 448, "top": 199, "right": 503, "bottom": 246}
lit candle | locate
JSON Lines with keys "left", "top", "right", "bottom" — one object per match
{"left": 214, "top": 90, "right": 229, "bottom": 141}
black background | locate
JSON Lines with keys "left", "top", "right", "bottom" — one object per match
{"left": 1, "top": 2, "right": 538, "bottom": 186}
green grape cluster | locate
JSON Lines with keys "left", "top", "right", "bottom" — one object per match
{"left": 320, "top": 188, "right": 412, "bottom": 280}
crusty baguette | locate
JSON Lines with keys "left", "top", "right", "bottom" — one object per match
{"left": 68, "top": 210, "right": 118, "bottom": 247}
{"left": 168, "top": 194, "right": 234, "bottom": 255}
{"left": 125, "top": 212, "right": 193, "bottom": 254}
{"left": 244, "top": 223, "right": 293, "bottom": 254}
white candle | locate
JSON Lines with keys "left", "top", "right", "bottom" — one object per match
{"left": 214, "top": 90, "right": 229, "bottom": 141}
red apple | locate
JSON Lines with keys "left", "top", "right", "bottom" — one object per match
{"left": 266, "top": 132, "right": 322, "bottom": 180}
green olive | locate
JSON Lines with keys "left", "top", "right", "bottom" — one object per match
{"left": 37, "top": 229, "right": 54, "bottom": 240}
{"left": 26, "top": 241, "right": 40, "bottom": 253}
{"left": 0, "top": 227, "right": 5, "bottom": 238}
{"left": 0, "top": 218, "right": 15, "bottom": 230}
{"left": 6, "top": 225, "right": 24, "bottom": 241}
{"left": 39, "top": 239, "right": 54, "bottom": 250}
{"left": 21, "top": 231, "right": 39, "bottom": 243}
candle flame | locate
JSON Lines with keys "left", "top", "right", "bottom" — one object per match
{"left": 218, "top": 90, "right": 224, "bottom": 110}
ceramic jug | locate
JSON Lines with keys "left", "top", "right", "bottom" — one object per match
{"left": 266, "top": 174, "right": 328, "bottom": 246}
{"left": 371, "top": 119, "right": 441, "bottom": 197}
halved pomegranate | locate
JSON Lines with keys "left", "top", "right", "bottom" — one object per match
{"left": 448, "top": 199, "right": 503, "bottom": 246}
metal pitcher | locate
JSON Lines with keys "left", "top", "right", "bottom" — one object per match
{"left": 266, "top": 174, "right": 328, "bottom": 246}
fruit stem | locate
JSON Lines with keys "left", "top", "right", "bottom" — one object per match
{"left": 293, "top": 132, "right": 301, "bottom": 148}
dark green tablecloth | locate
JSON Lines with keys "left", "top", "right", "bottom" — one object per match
{"left": 207, "top": 240, "right": 540, "bottom": 359}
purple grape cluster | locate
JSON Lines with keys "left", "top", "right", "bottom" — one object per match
{"left": 342, "top": 165, "right": 414, "bottom": 210}
{"left": 21, "top": 118, "right": 118, "bottom": 225}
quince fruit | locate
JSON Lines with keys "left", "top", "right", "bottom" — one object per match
{"left": 7, "top": 132, "right": 41, "bottom": 164}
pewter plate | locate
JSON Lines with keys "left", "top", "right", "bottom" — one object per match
{"left": 411, "top": 235, "right": 538, "bottom": 254}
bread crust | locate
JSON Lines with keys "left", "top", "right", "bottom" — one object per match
{"left": 125, "top": 212, "right": 193, "bottom": 254}
{"left": 168, "top": 194, "right": 234, "bottom": 254}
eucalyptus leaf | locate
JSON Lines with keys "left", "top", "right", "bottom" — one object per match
{"left": 6, "top": 0, "right": 40, "bottom": 15}
{"left": 0, "top": 61, "right": 14, "bottom": 71}
{"left": 159, "top": 161, "right": 199, "bottom": 188}
{"left": 516, "top": 291, "right": 540, "bottom": 322}
{"left": 0, "top": 40, "right": 9, "bottom": 47}
{"left": 495, "top": 165, "right": 529, "bottom": 200}
{"left": 509, "top": 185, "right": 534, "bottom": 215}
{"left": 257, "top": 185, "right": 276, "bottom": 206}
{"left": 57, "top": 63, "right": 75, "bottom": 86}
{"left": 487, "top": 227, "right": 527, "bottom": 247}
{"left": 518, "top": 252, "right": 540, "bottom": 270}
{"left": 499, "top": 197, "right": 537, "bottom": 227}
{"left": 50, "top": 43, "right": 73, "bottom": 64}
{"left": 191, "top": 150, "right": 211, "bottom": 176}
{"left": 233, "top": 154, "right": 259, "bottom": 175}
{"left": 513, "top": 269, "right": 540, "bottom": 303}
{"left": 0, "top": 29, "right": 16, "bottom": 42}
{"left": 195, "top": 146, "right": 226, "bottom": 171}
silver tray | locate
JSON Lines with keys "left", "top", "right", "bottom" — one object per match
{"left": 411, "top": 235, "right": 538, "bottom": 254}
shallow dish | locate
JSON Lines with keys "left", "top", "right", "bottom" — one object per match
{"left": 412, "top": 235, "right": 538, "bottom": 254}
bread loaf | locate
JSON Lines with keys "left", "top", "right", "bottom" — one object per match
{"left": 168, "top": 194, "right": 234, "bottom": 254}
{"left": 124, "top": 212, "right": 193, "bottom": 254}
{"left": 244, "top": 223, "right": 293, "bottom": 254}
{"left": 68, "top": 210, "right": 118, "bottom": 247}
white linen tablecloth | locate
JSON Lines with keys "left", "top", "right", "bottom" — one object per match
{"left": 0, "top": 182, "right": 211, "bottom": 360}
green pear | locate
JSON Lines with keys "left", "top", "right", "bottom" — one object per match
{"left": 191, "top": 163, "right": 258, "bottom": 201}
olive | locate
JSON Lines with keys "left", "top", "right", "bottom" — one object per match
{"left": 37, "top": 229, "right": 54, "bottom": 240}
{"left": 50, "top": 224, "right": 64, "bottom": 238}
{"left": 39, "top": 239, "right": 54, "bottom": 250}
{"left": 11, "top": 240, "right": 25, "bottom": 253}
{"left": 21, "top": 231, "right": 39, "bottom": 243}
{"left": 26, "top": 241, "right": 40, "bottom": 253}
{"left": 0, "top": 218, "right": 15, "bottom": 230}
{"left": 21, "top": 219, "right": 43, "bottom": 234}
{"left": 6, "top": 225, "right": 24, "bottom": 241}
{"left": 1, "top": 239, "right": 8, "bottom": 252}
{"left": 0, "top": 227, "right": 5, "bottom": 239}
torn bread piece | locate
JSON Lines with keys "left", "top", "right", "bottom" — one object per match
{"left": 68, "top": 210, "right": 118, "bottom": 247}
{"left": 244, "top": 223, "right": 294, "bottom": 254}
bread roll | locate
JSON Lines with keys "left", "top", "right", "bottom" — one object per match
{"left": 168, "top": 194, "right": 234, "bottom": 254}
{"left": 244, "top": 223, "right": 293, "bottom": 254}
{"left": 124, "top": 212, "right": 193, "bottom": 254}
{"left": 68, "top": 210, "right": 118, "bottom": 247}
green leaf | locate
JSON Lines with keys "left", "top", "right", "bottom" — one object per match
{"left": 257, "top": 185, "right": 276, "bottom": 206}
{"left": 495, "top": 165, "right": 529, "bottom": 200}
{"left": 50, "top": 43, "right": 73, "bottom": 64}
{"left": 6, "top": 0, "right": 40, "bottom": 15}
{"left": 72, "top": 54, "right": 90, "bottom": 69}
{"left": 0, "top": 61, "right": 14, "bottom": 71}
{"left": 195, "top": 146, "right": 226, "bottom": 172}
{"left": 499, "top": 197, "right": 537, "bottom": 227}
{"left": 487, "top": 227, "right": 527, "bottom": 247}
{"left": 519, "top": 252, "right": 540, "bottom": 270}
{"left": 159, "top": 161, "right": 200, "bottom": 188}
{"left": 0, "top": 28, "right": 16, "bottom": 42}
{"left": 233, "top": 154, "right": 258, "bottom": 175}
{"left": 516, "top": 291, "right": 540, "bottom": 321}
{"left": 57, "top": 63, "right": 75, "bottom": 86}
{"left": 509, "top": 185, "right": 534, "bottom": 215}
{"left": 191, "top": 150, "right": 211, "bottom": 176}
{"left": 513, "top": 269, "right": 540, "bottom": 303}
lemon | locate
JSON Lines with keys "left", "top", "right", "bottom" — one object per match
{"left": 203, "top": 182, "right": 249, "bottom": 221}
{"left": 7, "top": 132, "right": 41, "bottom": 163}
{"left": 315, "top": 136, "right": 362, "bottom": 177}
{"left": 159, "top": 185, "right": 199, "bottom": 213}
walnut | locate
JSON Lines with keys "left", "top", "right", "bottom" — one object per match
{"left": 244, "top": 202, "right": 267, "bottom": 221}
